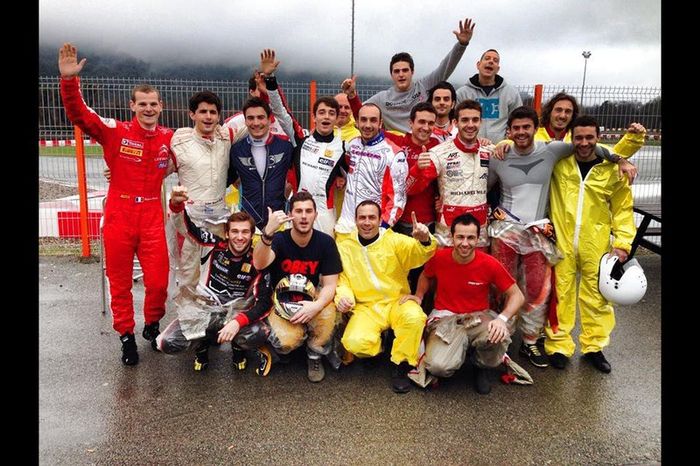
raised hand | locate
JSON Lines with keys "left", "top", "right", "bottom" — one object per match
{"left": 265, "top": 206, "right": 293, "bottom": 236}
{"left": 341, "top": 75, "right": 357, "bottom": 99}
{"left": 453, "top": 17, "right": 475, "bottom": 45}
{"left": 259, "top": 49, "right": 280, "bottom": 76}
{"left": 627, "top": 122, "right": 646, "bottom": 134}
{"left": 417, "top": 146, "right": 432, "bottom": 169}
{"left": 58, "top": 43, "right": 86, "bottom": 78}
{"left": 411, "top": 211, "right": 430, "bottom": 243}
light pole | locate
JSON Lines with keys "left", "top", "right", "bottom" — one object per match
{"left": 581, "top": 51, "right": 591, "bottom": 107}
{"left": 351, "top": 0, "right": 355, "bottom": 76}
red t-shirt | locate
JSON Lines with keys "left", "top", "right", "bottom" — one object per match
{"left": 423, "top": 249, "right": 515, "bottom": 314}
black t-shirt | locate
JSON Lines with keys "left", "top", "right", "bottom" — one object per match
{"left": 577, "top": 156, "right": 603, "bottom": 180}
{"left": 269, "top": 229, "right": 343, "bottom": 288}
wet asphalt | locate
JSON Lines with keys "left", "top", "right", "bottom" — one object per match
{"left": 39, "top": 254, "right": 661, "bottom": 465}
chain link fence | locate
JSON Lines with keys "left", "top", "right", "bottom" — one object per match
{"left": 38, "top": 76, "right": 661, "bottom": 255}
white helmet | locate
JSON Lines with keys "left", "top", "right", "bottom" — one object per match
{"left": 598, "top": 253, "right": 647, "bottom": 305}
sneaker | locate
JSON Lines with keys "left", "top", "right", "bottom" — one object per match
{"left": 254, "top": 346, "right": 272, "bottom": 377}
{"left": 120, "top": 333, "right": 139, "bottom": 366}
{"left": 391, "top": 361, "right": 412, "bottom": 394}
{"left": 473, "top": 366, "right": 492, "bottom": 395}
{"left": 142, "top": 322, "right": 160, "bottom": 351}
{"left": 307, "top": 356, "right": 325, "bottom": 383}
{"left": 231, "top": 347, "right": 247, "bottom": 371}
{"left": 549, "top": 352, "right": 569, "bottom": 370}
{"left": 583, "top": 351, "right": 611, "bottom": 374}
{"left": 193, "top": 350, "right": 209, "bottom": 371}
{"left": 520, "top": 342, "right": 549, "bottom": 368}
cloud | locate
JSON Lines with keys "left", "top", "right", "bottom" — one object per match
{"left": 39, "top": 0, "right": 660, "bottom": 86}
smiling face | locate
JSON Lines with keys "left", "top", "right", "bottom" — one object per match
{"left": 549, "top": 99, "right": 575, "bottom": 132}
{"left": 451, "top": 222, "right": 478, "bottom": 262}
{"left": 409, "top": 110, "right": 436, "bottom": 146}
{"left": 190, "top": 102, "right": 220, "bottom": 137}
{"left": 226, "top": 220, "right": 253, "bottom": 255}
{"left": 358, "top": 105, "right": 382, "bottom": 142}
{"left": 572, "top": 125, "right": 599, "bottom": 162}
{"left": 244, "top": 106, "right": 271, "bottom": 139}
{"left": 509, "top": 117, "right": 536, "bottom": 152}
{"left": 455, "top": 108, "right": 481, "bottom": 144}
{"left": 334, "top": 93, "right": 352, "bottom": 127}
{"left": 130, "top": 91, "right": 162, "bottom": 130}
{"left": 355, "top": 203, "right": 381, "bottom": 239}
{"left": 431, "top": 88, "right": 454, "bottom": 120}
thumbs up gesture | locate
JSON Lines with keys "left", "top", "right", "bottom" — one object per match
{"left": 411, "top": 211, "right": 430, "bottom": 243}
{"left": 417, "top": 146, "right": 432, "bottom": 170}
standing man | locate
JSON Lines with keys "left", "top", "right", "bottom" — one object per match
{"left": 428, "top": 81, "right": 458, "bottom": 142}
{"left": 407, "top": 100, "right": 495, "bottom": 247}
{"left": 536, "top": 92, "right": 646, "bottom": 157}
{"left": 343, "top": 17, "right": 475, "bottom": 133}
{"left": 336, "top": 201, "right": 437, "bottom": 393}
{"left": 456, "top": 49, "right": 522, "bottom": 142}
{"left": 335, "top": 104, "right": 409, "bottom": 234}
{"left": 413, "top": 214, "right": 524, "bottom": 394}
{"left": 59, "top": 43, "right": 172, "bottom": 365}
{"left": 253, "top": 192, "right": 343, "bottom": 382}
{"left": 158, "top": 186, "right": 273, "bottom": 375}
{"left": 227, "top": 97, "right": 294, "bottom": 232}
{"left": 545, "top": 116, "right": 638, "bottom": 373}
{"left": 488, "top": 106, "right": 636, "bottom": 368}
{"left": 334, "top": 92, "right": 361, "bottom": 142}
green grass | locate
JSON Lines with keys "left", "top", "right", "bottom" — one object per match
{"left": 39, "top": 146, "right": 104, "bottom": 158}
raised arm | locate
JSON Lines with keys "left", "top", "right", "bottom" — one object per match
{"left": 251, "top": 207, "right": 293, "bottom": 270}
{"left": 419, "top": 17, "right": 474, "bottom": 89}
{"left": 259, "top": 49, "right": 299, "bottom": 144}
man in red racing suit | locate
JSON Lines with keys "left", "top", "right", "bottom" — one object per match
{"left": 59, "top": 43, "right": 173, "bottom": 365}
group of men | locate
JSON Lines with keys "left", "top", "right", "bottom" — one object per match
{"left": 58, "top": 14, "right": 647, "bottom": 396}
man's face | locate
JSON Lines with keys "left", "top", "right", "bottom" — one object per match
{"left": 409, "top": 110, "right": 436, "bottom": 146}
{"left": 477, "top": 51, "right": 500, "bottom": 80}
{"left": 509, "top": 117, "right": 536, "bottom": 151}
{"left": 290, "top": 200, "right": 317, "bottom": 235}
{"left": 572, "top": 126, "right": 599, "bottom": 161}
{"left": 358, "top": 106, "right": 382, "bottom": 142}
{"left": 549, "top": 99, "right": 575, "bottom": 132}
{"left": 130, "top": 91, "right": 162, "bottom": 130}
{"left": 452, "top": 223, "right": 478, "bottom": 261}
{"left": 355, "top": 204, "right": 381, "bottom": 239}
{"left": 335, "top": 94, "right": 353, "bottom": 127}
{"left": 391, "top": 60, "right": 414, "bottom": 92}
{"left": 431, "top": 89, "right": 454, "bottom": 119}
{"left": 456, "top": 108, "right": 481, "bottom": 143}
{"left": 226, "top": 221, "right": 253, "bottom": 255}
{"left": 190, "top": 102, "right": 219, "bottom": 137}
{"left": 244, "top": 106, "right": 271, "bottom": 139}
{"left": 315, "top": 103, "right": 338, "bottom": 136}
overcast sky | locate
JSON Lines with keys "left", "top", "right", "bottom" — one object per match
{"left": 40, "top": 0, "right": 661, "bottom": 87}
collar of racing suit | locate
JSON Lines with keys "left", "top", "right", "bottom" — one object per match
{"left": 453, "top": 135, "right": 479, "bottom": 153}
{"left": 129, "top": 117, "right": 159, "bottom": 138}
{"left": 247, "top": 131, "right": 274, "bottom": 146}
{"left": 362, "top": 130, "right": 385, "bottom": 147}
{"left": 312, "top": 130, "right": 334, "bottom": 143}
{"left": 545, "top": 125, "right": 567, "bottom": 141}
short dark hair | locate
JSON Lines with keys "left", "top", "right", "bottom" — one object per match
{"left": 390, "top": 52, "right": 414, "bottom": 73}
{"left": 428, "top": 81, "right": 457, "bottom": 120}
{"left": 540, "top": 92, "right": 579, "bottom": 131}
{"left": 248, "top": 76, "right": 257, "bottom": 91}
{"left": 226, "top": 211, "right": 255, "bottom": 232}
{"left": 454, "top": 99, "right": 482, "bottom": 118}
{"left": 410, "top": 102, "right": 437, "bottom": 122}
{"left": 242, "top": 97, "right": 271, "bottom": 118}
{"left": 571, "top": 115, "right": 600, "bottom": 136}
{"left": 507, "top": 106, "right": 539, "bottom": 129}
{"left": 313, "top": 96, "right": 340, "bottom": 115}
{"left": 479, "top": 49, "right": 500, "bottom": 61}
{"left": 189, "top": 90, "right": 221, "bottom": 114}
{"left": 131, "top": 84, "right": 161, "bottom": 102}
{"left": 450, "top": 213, "right": 480, "bottom": 236}
{"left": 359, "top": 103, "right": 382, "bottom": 121}
{"left": 355, "top": 200, "right": 381, "bottom": 218}
{"left": 289, "top": 191, "right": 317, "bottom": 211}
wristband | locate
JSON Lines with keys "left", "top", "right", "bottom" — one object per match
{"left": 497, "top": 314, "right": 509, "bottom": 323}
{"left": 262, "top": 230, "right": 274, "bottom": 241}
